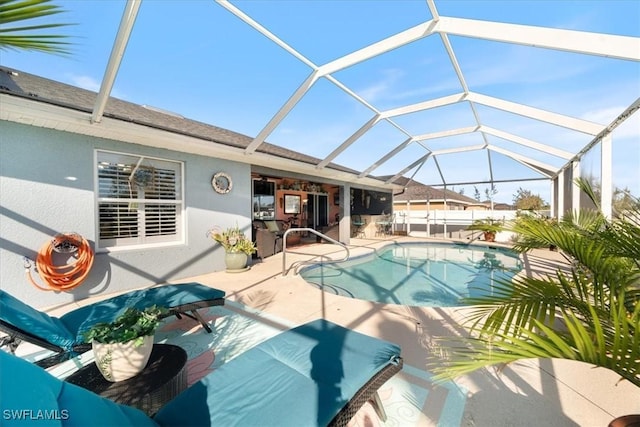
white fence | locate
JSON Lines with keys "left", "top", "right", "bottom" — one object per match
{"left": 392, "top": 209, "right": 549, "bottom": 242}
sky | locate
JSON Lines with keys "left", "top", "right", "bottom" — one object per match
{"left": 2, "top": 0, "right": 639, "bottom": 205}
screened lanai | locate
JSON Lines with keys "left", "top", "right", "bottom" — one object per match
{"left": 2, "top": 2, "right": 640, "bottom": 424}
{"left": 3, "top": 0, "right": 639, "bottom": 216}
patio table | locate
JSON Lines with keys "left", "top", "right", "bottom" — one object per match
{"left": 65, "top": 343, "right": 187, "bottom": 416}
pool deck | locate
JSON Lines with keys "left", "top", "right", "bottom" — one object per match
{"left": 35, "top": 236, "right": 640, "bottom": 426}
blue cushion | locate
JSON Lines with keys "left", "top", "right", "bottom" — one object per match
{"left": 0, "top": 351, "right": 158, "bottom": 427}
{"left": 0, "top": 290, "right": 75, "bottom": 350}
{"left": 58, "top": 283, "right": 225, "bottom": 343}
{"left": 1, "top": 283, "right": 224, "bottom": 352}
{"left": 154, "top": 319, "right": 401, "bottom": 427}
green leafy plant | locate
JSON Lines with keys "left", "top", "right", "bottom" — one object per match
{"left": 83, "top": 306, "right": 168, "bottom": 347}
{"left": 467, "top": 218, "right": 504, "bottom": 233}
{"left": 431, "top": 179, "right": 640, "bottom": 387}
{"left": 467, "top": 218, "right": 504, "bottom": 241}
{"left": 511, "top": 211, "right": 560, "bottom": 250}
{"left": 0, "top": 0, "right": 74, "bottom": 54}
{"left": 207, "top": 224, "right": 256, "bottom": 255}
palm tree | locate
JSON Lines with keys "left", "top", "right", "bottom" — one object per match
{"left": 0, "top": 0, "right": 72, "bottom": 54}
{"left": 430, "top": 178, "right": 639, "bottom": 387}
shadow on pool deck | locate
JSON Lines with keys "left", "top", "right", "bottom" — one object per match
{"left": 29, "top": 236, "right": 640, "bottom": 426}
{"left": 191, "top": 237, "right": 639, "bottom": 426}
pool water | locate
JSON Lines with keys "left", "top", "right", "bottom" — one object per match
{"left": 300, "top": 242, "right": 522, "bottom": 307}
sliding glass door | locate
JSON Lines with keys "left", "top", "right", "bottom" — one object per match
{"left": 306, "top": 194, "right": 328, "bottom": 230}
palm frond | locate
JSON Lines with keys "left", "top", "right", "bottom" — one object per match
{"left": 0, "top": 0, "right": 73, "bottom": 54}
{"left": 603, "top": 215, "right": 640, "bottom": 262}
{"left": 430, "top": 297, "right": 639, "bottom": 387}
{"left": 462, "top": 275, "right": 564, "bottom": 336}
{"left": 574, "top": 177, "right": 600, "bottom": 209}
{"left": 430, "top": 178, "right": 640, "bottom": 388}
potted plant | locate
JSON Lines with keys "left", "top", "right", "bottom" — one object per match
{"left": 83, "top": 305, "right": 167, "bottom": 382}
{"left": 430, "top": 179, "right": 639, "bottom": 424}
{"left": 207, "top": 224, "right": 257, "bottom": 271}
{"left": 466, "top": 218, "right": 504, "bottom": 242}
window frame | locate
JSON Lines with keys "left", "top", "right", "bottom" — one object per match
{"left": 252, "top": 179, "right": 276, "bottom": 220}
{"left": 94, "top": 150, "right": 185, "bottom": 252}
{"left": 284, "top": 194, "right": 301, "bottom": 214}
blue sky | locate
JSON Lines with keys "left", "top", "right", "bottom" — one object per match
{"left": 2, "top": 0, "right": 639, "bottom": 204}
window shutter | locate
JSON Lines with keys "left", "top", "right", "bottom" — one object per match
{"left": 96, "top": 152, "right": 183, "bottom": 249}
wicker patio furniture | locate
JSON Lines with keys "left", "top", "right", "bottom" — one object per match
{"left": 0, "top": 318, "right": 402, "bottom": 427}
{"left": 0, "top": 282, "right": 225, "bottom": 367}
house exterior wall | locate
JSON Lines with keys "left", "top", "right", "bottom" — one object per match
{"left": 0, "top": 121, "right": 251, "bottom": 308}
{"left": 464, "top": 205, "right": 489, "bottom": 211}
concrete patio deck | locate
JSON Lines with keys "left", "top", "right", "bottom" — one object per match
{"left": 24, "top": 236, "right": 640, "bottom": 426}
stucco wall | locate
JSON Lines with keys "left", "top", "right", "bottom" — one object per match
{"left": 0, "top": 121, "right": 251, "bottom": 308}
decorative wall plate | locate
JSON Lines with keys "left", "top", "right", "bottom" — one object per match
{"left": 212, "top": 172, "right": 233, "bottom": 194}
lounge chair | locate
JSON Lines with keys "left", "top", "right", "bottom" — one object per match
{"left": 0, "top": 283, "right": 225, "bottom": 367}
{"left": 0, "top": 319, "right": 402, "bottom": 427}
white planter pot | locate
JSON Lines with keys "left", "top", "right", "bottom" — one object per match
{"left": 92, "top": 335, "right": 154, "bottom": 382}
{"left": 225, "top": 251, "right": 249, "bottom": 271}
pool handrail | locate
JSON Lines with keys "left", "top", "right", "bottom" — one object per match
{"left": 281, "top": 227, "right": 350, "bottom": 276}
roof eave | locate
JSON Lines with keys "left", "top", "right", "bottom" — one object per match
{"left": 0, "top": 94, "right": 396, "bottom": 190}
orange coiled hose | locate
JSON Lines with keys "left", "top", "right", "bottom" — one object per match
{"left": 26, "top": 234, "right": 94, "bottom": 291}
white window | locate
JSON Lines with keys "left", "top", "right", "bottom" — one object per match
{"left": 95, "top": 151, "right": 183, "bottom": 250}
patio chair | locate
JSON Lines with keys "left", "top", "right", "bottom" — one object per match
{"left": 352, "top": 214, "right": 366, "bottom": 238}
{"left": 154, "top": 318, "right": 403, "bottom": 426}
{"left": 0, "top": 282, "right": 225, "bottom": 367}
{"left": 0, "top": 319, "right": 402, "bottom": 427}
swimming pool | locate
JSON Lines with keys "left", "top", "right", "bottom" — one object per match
{"left": 300, "top": 242, "right": 522, "bottom": 307}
